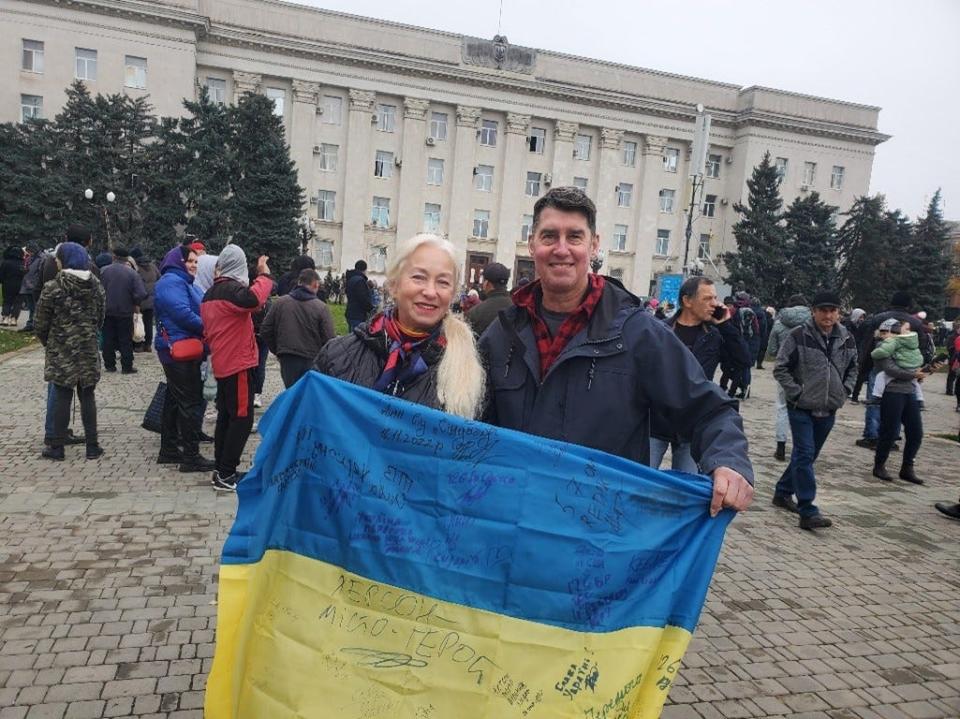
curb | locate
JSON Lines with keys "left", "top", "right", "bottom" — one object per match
{"left": 0, "top": 341, "right": 41, "bottom": 365}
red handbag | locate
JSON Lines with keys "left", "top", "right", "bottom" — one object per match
{"left": 160, "top": 323, "right": 204, "bottom": 362}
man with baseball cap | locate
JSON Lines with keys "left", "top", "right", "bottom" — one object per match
{"left": 772, "top": 290, "right": 859, "bottom": 530}
{"left": 466, "top": 262, "right": 512, "bottom": 336}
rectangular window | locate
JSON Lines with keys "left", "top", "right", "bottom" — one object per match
{"left": 655, "top": 229, "right": 670, "bottom": 256}
{"left": 374, "top": 150, "right": 394, "bottom": 179}
{"left": 423, "top": 203, "right": 441, "bottom": 233}
{"left": 663, "top": 147, "right": 679, "bottom": 173}
{"left": 371, "top": 196, "right": 390, "bottom": 227}
{"left": 266, "top": 87, "right": 285, "bottom": 117}
{"left": 474, "top": 164, "right": 493, "bottom": 192}
{"left": 775, "top": 157, "right": 788, "bottom": 182}
{"left": 659, "top": 189, "right": 676, "bottom": 213}
{"left": 371, "top": 246, "right": 387, "bottom": 273}
{"left": 22, "top": 40, "right": 44, "bottom": 73}
{"left": 205, "top": 77, "right": 226, "bottom": 105}
{"left": 521, "top": 214, "right": 534, "bottom": 242}
{"left": 617, "top": 183, "right": 633, "bottom": 208}
{"left": 525, "top": 171, "right": 542, "bottom": 197}
{"left": 322, "top": 95, "right": 342, "bottom": 125}
{"left": 698, "top": 233, "right": 711, "bottom": 260}
{"left": 612, "top": 225, "right": 628, "bottom": 252}
{"left": 317, "top": 191, "right": 336, "bottom": 221}
{"left": 429, "top": 112, "right": 448, "bottom": 141}
{"left": 574, "top": 176, "right": 588, "bottom": 191}
{"left": 426, "top": 158, "right": 444, "bottom": 185}
{"left": 480, "top": 119, "right": 498, "bottom": 147}
{"left": 703, "top": 194, "right": 717, "bottom": 218}
{"left": 318, "top": 143, "right": 338, "bottom": 171}
{"left": 20, "top": 94, "right": 42, "bottom": 122}
{"left": 830, "top": 165, "right": 845, "bottom": 190}
{"left": 124, "top": 55, "right": 147, "bottom": 89}
{"left": 377, "top": 104, "right": 397, "bottom": 132}
{"left": 610, "top": 267, "right": 624, "bottom": 281}
{"left": 623, "top": 141, "right": 638, "bottom": 167}
{"left": 473, "top": 210, "right": 490, "bottom": 238}
{"left": 528, "top": 127, "right": 546, "bottom": 153}
{"left": 316, "top": 240, "right": 334, "bottom": 267}
{"left": 706, "top": 154, "right": 721, "bottom": 178}
{"left": 75, "top": 48, "right": 97, "bottom": 81}
{"left": 574, "top": 133, "right": 592, "bottom": 161}
{"left": 802, "top": 161, "right": 816, "bottom": 187}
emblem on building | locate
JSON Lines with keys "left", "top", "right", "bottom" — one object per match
{"left": 462, "top": 35, "right": 537, "bottom": 74}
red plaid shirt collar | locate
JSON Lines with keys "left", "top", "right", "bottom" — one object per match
{"left": 513, "top": 274, "right": 606, "bottom": 379}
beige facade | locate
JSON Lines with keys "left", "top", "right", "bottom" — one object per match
{"left": 2, "top": 0, "right": 889, "bottom": 294}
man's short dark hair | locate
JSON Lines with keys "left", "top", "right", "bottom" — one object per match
{"left": 531, "top": 186, "right": 597, "bottom": 235}
{"left": 298, "top": 268, "right": 321, "bottom": 286}
{"left": 679, "top": 276, "right": 714, "bottom": 306}
{"left": 66, "top": 223, "right": 91, "bottom": 246}
{"left": 354, "top": 260, "right": 367, "bottom": 272}
{"left": 113, "top": 245, "right": 130, "bottom": 258}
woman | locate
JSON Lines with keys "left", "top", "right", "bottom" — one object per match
{"left": 315, "top": 234, "right": 484, "bottom": 419}
{"left": 153, "top": 244, "right": 214, "bottom": 472}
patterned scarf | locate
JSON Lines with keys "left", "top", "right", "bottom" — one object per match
{"left": 370, "top": 310, "right": 446, "bottom": 394}
{"left": 513, "top": 274, "right": 606, "bottom": 379}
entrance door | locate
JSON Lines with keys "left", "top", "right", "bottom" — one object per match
{"left": 466, "top": 252, "right": 492, "bottom": 290}
{"left": 514, "top": 258, "right": 535, "bottom": 288}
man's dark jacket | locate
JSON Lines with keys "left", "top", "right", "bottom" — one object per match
{"left": 100, "top": 261, "right": 147, "bottom": 317}
{"left": 344, "top": 268, "right": 373, "bottom": 322}
{"left": 665, "top": 313, "right": 751, "bottom": 381}
{"left": 259, "top": 286, "right": 336, "bottom": 360}
{"left": 466, "top": 288, "right": 512, "bottom": 336}
{"left": 478, "top": 279, "right": 754, "bottom": 483}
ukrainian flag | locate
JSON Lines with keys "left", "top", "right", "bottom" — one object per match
{"left": 206, "top": 372, "right": 733, "bottom": 718}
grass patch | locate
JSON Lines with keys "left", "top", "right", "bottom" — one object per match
{"left": 328, "top": 302, "right": 348, "bottom": 336}
{"left": 0, "top": 331, "right": 38, "bottom": 356}
{"left": 932, "top": 433, "right": 959, "bottom": 443}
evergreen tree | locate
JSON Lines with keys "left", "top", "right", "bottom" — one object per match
{"left": 50, "top": 82, "right": 102, "bottom": 235}
{"left": 722, "top": 152, "right": 789, "bottom": 305}
{"left": 836, "top": 195, "right": 903, "bottom": 312}
{"left": 140, "top": 117, "right": 187, "bottom": 259}
{"left": 903, "top": 190, "right": 951, "bottom": 319}
{"left": 230, "top": 93, "right": 304, "bottom": 269}
{"left": 782, "top": 191, "right": 838, "bottom": 299}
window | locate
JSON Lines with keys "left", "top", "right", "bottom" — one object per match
{"left": 22, "top": 40, "right": 43, "bottom": 73}
{"left": 317, "top": 240, "right": 334, "bottom": 267}
{"left": 317, "top": 191, "right": 336, "bottom": 221}
{"left": 623, "top": 141, "right": 638, "bottom": 167}
{"left": 426, "top": 158, "right": 444, "bottom": 185}
{"left": 612, "top": 225, "right": 628, "bottom": 252}
{"left": 698, "top": 234, "right": 710, "bottom": 260}
{"left": 830, "top": 165, "right": 845, "bottom": 190}
{"left": 775, "top": 157, "right": 788, "bottom": 182}
{"left": 376, "top": 104, "right": 396, "bottom": 132}
{"left": 521, "top": 214, "right": 534, "bottom": 242}
{"left": 474, "top": 165, "right": 493, "bottom": 192}
{"left": 371, "top": 197, "right": 390, "bottom": 227}
{"left": 266, "top": 87, "right": 285, "bottom": 117}
{"left": 802, "top": 162, "right": 816, "bottom": 187}
{"left": 663, "top": 147, "right": 679, "bottom": 173}
{"left": 429, "top": 112, "right": 448, "bottom": 141}
{"left": 20, "top": 95, "right": 42, "bottom": 122}
{"left": 706, "top": 154, "right": 721, "bottom": 178}
{"left": 124, "top": 56, "right": 147, "bottom": 89}
{"left": 75, "top": 48, "right": 97, "bottom": 81}
{"left": 473, "top": 210, "right": 490, "bottom": 238}
{"left": 659, "top": 189, "right": 676, "bottom": 213}
{"left": 374, "top": 150, "right": 394, "bottom": 179}
{"left": 322, "top": 96, "right": 342, "bottom": 125}
{"left": 574, "top": 134, "right": 592, "bottom": 161}
{"left": 574, "top": 176, "right": 588, "bottom": 191}
{"left": 617, "top": 183, "right": 633, "bottom": 207}
{"left": 205, "top": 77, "right": 226, "bottom": 105}
{"left": 703, "top": 194, "right": 717, "bottom": 218}
{"left": 528, "top": 127, "right": 546, "bottom": 153}
{"left": 371, "top": 246, "right": 387, "bottom": 273}
{"left": 318, "top": 144, "right": 338, "bottom": 171}
{"left": 423, "top": 203, "right": 441, "bottom": 233}
{"left": 655, "top": 230, "right": 670, "bottom": 256}
{"left": 610, "top": 267, "right": 624, "bottom": 281}
{"left": 480, "top": 119, "right": 498, "bottom": 147}
{"left": 525, "top": 172, "right": 542, "bottom": 197}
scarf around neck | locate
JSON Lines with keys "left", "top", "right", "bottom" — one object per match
{"left": 369, "top": 309, "right": 446, "bottom": 394}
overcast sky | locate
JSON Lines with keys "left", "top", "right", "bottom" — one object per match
{"left": 292, "top": 0, "right": 958, "bottom": 221}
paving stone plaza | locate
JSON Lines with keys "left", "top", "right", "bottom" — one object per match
{"left": 0, "top": 345, "right": 958, "bottom": 719}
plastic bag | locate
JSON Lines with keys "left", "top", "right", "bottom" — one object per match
{"left": 132, "top": 312, "right": 146, "bottom": 343}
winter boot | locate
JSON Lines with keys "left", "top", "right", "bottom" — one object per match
{"left": 775, "top": 442, "right": 786, "bottom": 461}
{"left": 898, "top": 463, "right": 923, "bottom": 485}
{"left": 872, "top": 461, "right": 893, "bottom": 481}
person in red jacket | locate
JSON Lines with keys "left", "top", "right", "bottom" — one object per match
{"left": 200, "top": 245, "right": 272, "bottom": 491}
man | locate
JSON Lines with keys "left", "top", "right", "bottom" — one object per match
{"left": 772, "top": 291, "right": 858, "bottom": 530}
{"left": 344, "top": 260, "right": 373, "bottom": 331}
{"left": 480, "top": 187, "right": 754, "bottom": 516}
{"left": 650, "top": 275, "right": 751, "bottom": 472}
{"left": 842, "top": 308, "right": 868, "bottom": 402}
{"left": 201, "top": 246, "right": 272, "bottom": 491}
{"left": 260, "top": 268, "right": 335, "bottom": 388}
{"left": 766, "top": 295, "right": 811, "bottom": 461}
{"left": 99, "top": 245, "right": 147, "bottom": 373}
{"left": 466, "top": 262, "right": 512, "bottom": 336}
{"left": 131, "top": 247, "right": 159, "bottom": 353}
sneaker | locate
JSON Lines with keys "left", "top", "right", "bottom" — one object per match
{"left": 799, "top": 513, "right": 832, "bottom": 530}
{"left": 771, "top": 494, "right": 799, "bottom": 513}
{"left": 157, "top": 450, "right": 183, "bottom": 465}
{"left": 855, "top": 438, "right": 877, "bottom": 450}
{"left": 41, "top": 446, "right": 65, "bottom": 461}
{"left": 253, "top": 394, "right": 262, "bottom": 408}
{"left": 121, "top": 367, "right": 138, "bottom": 375}
{"left": 211, "top": 471, "right": 239, "bottom": 492}
{"left": 85, "top": 444, "right": 104, "bottom": 460}
{"left": 179, "top": 455, "right": 216, "bottom": 473}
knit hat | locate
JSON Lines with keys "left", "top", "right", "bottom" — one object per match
{"left": 57, "top": 242, "right": 89, "bottom": 271}
{"left": 189, "top": 241, "right": 206, "bottom": 254}
{"left": 890, "top": 291, "right": 912, "bottom": 309}
{"left": 216, "top": 244, "right": 249, "bottom": 286}
{"left": 878, "top": 318, "right": 901, "bottom": 333}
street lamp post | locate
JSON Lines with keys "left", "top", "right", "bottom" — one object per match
{"left": 298, "top": 213, "right": 315, "bottom": 256}
{"left": 84, "top": 188, "right": 116, "bottom": 250}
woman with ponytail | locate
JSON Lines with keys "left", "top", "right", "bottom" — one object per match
{"left": 314, "top": 234, "right": 484, "bottom": 419}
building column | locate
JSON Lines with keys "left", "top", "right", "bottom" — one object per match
{"left": 495, "top": 112, "right": 531, "bottom": 278}
{"left": 447, "top": 105, "right": 482, "bottom": 274}
{"left": 596, "top": 127, "right": 623, "bottom": 266}
{"left": 232, "top": 71, "right": 261, "bottom": 102}
{"left": 632, "top": 134, "right": 667, "bottom": 295}
{"left": 395, "top": 97, "right": 431, "bottom": 243}
{"left": 339, "top": 89, "right": 376, "bottom": 271}
{"left": 550, "top": 121, "right": 578, "bottom": 187}
{"left": 290, "top": 80, "right": 319, "bottom": 209}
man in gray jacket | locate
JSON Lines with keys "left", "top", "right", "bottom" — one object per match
{"left": 773, "top": 290, "right": 858, "bottom": 530}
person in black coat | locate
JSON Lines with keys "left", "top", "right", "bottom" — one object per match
{"left": 344, "top": 260, "right": 374, "bottom": 331}
{"left": 0, "top": 245, "right": 25, "bottom": 326}
{"left": 277, "top": 255, "right": 318, "bottom": 297}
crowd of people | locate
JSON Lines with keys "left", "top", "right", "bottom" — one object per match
{"left": 4, "top": 185, "right": 958, "bottom": 526}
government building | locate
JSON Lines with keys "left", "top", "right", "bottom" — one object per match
{"left": 2, "top": 0, "right": 889, "bottom": 295}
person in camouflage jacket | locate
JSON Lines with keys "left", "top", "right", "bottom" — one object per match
{"left": 34, "top": 242, "right": 106, "bottom": 461}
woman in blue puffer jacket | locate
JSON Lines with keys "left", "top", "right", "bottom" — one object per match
{"left": 153, "top": 244, "right": 213, "bottom": 473}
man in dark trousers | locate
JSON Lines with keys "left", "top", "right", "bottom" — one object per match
{"left": 99, "top": 245, "right": 147, "bottom": 373}
{"left": 466, "top": 262, "right": 512, "bottom": 336}
{"left": 344, "top": 260, "right": 373, "bottom": 331}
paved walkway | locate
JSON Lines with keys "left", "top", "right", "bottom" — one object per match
{"left": 0, "top": 346, "right": 958, "bottom": 719}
